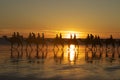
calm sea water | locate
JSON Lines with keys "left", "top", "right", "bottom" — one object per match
{"left": 0, "top": 44, "right": 120, "bottom": 80}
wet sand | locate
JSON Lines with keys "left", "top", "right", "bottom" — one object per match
{"left": 0, "top": 44, "right": 120, "bottom": 80}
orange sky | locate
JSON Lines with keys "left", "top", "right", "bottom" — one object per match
{"left": 0, "top": 0, "right": 120, "bottom": 38}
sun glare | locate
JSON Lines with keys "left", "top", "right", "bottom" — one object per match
{"left": 64, "top": 31, "right": 80, "bottom": 38}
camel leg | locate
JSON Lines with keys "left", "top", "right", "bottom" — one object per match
{"left": 36, "top": 48, "right": 39, "bottom": 58}
{"left": 62, "top": 43, "right": 64, "bottom": 49}
{"left": 117, "top": 44, "right": 119, "bottom": 52}
{"left": 56, "top": 44, "right": 59, "bottom": 49}
{"left": 68, "top": 44, "right": 70, "bottom": 48}
{"left": 53, "top": 43, "right": 56, "bottom": 49}
{"left": 53, "top": 43, "right": 55, "bottom": 49}
{"left": 105, "top": 48, "right": 108, "bottom": 57}
{"left": 26, "top": 43, "right": 28, "bottom": 51}
{"left": 44, "top": 42, "right": 48, "bottom": 49}
{"left": 106, "top": 44, "right": 108, "bottom": 50}
{"left": 42, "top": 43, "right": 44, "bottom": 49}
{"left": 30, "top": 44, "right": 33, "bottom": 51}
{"left": 36, "top": 44, "right": 39, "bottom": 50}
{"left": 46, "top": 43, "right": 48, "bottom": 49}
{"left": 16, "top": 43, "right": 20, "bottom": 49}
{"left": 54, "top": 43, "right": 59, "bottom": 49}
{"left": 10, "top": 46, "right": 13, "bottom": 58}
{"left": 11, "top": 44, "right": 13, "bottom": 51}
{"left": 20, "top": 43, "right": 23, "bottom": 51}
{"left": 118, "top": 48, "right": 120, "bottom": 58}
{"left": 20, "top": 48, "right": 23, "bottom": 58}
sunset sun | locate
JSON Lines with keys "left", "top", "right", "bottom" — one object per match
{"left": 64, "top": 31, "right": 80, "bottom": 38}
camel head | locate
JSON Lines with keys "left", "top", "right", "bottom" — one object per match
{"left": 2, "top": 35, "right": 7, "bottom": 38}
{"left": 2, "top": 35, "right": 10, "bottom": 41}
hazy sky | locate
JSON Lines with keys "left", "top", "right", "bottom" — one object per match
{"left": 0, "top": 0, "right": 120, "bottom": 37}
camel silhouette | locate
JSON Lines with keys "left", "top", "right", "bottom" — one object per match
{"left": 3, "top": 35, "right": 23, "bottom": 50}
{"left": 68, "top": 34, "right": 80, "bottom": 48}
{"left": 53, "top": 33, "right": 64, "bottom": 49}
{"left": 104, "top": 35, "right": 115, "bottom": 49}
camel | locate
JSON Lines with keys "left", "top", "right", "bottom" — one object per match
{"left": 3, "top": 35, "right": 23, "bottom": 50}
{"left": 39, "top": 33, "right": 48, "bottom": 49}
{"left": 67, "top": 38, "right": 80, "bottom": 48}
{"left": 53, "top": 34, "right": 64, "bottom": 49}
{"left": 24, "top": 32, "right": 36, "bottom": 50}
{"left": 104, "top": 35, "right": 115, "bottom": 49}
{"left": 84, "top": 34, "right": 103, "bottom": 51}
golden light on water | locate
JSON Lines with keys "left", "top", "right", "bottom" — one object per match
{"left": 69, "top": 44, "right": 76, "bottom": 62}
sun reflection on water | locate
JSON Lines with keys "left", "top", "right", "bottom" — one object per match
{"left": 66, "top": 44, "right": 77, "bottom": 64}
{"left": 69, "top": 44, "right": 76, "bottom": 62}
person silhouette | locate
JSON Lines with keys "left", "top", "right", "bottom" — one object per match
{"left": 86, "top": 34, "right": 90, "bottom": 39}
{"left": 28, "top": 32, "right": 32, "bottom": 39}
{"left": 42, "top": 33, "right": 44, "bottom": 39}
{"left": 32, "top": 32, "right": 36, "bottom": 39}
{"left": 60, "top": 33, "right": 62, "bottom": 39}
{"left": 110, "top": 35, "right": 113, "bottom": 39}
{"left": 56, "top": 34, "right": 58, "bottom": 39}
{"left": 70, "top": 34, "right": 72, "bottom": 39}
{"left": 37, "top": 33, "right": 41, "bottom": 39}
{"left": 12, "top": 32, "right": 16, "bottom": 38}
{"left": 90, "top": 34, "right": 94, "bottom": 40}
{"left": 16, "top": 32, "right": 20, "bottom": 38}
{"left": 74, "top": 34, "right": 76, "bottom": 40}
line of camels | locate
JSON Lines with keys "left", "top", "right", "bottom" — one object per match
{"left": 3, "top": 32, "right": 120, "bottom": 50}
